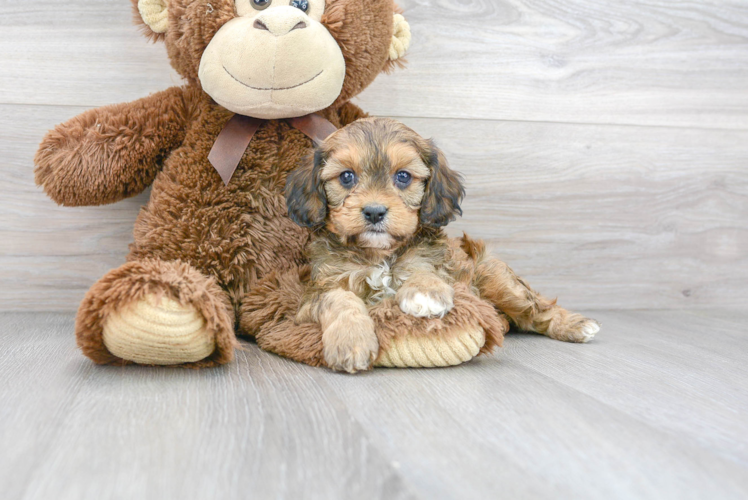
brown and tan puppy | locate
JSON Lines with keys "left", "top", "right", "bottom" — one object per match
{"left": 285, "top": 118, "right": 600, "bottom": 373}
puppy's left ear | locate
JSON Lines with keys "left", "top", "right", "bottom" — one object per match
{"left": 285, "top": 150, "right": 328, "bottom": 228}
{"left": 419, "top": 140, "right": 465, "bottom": 228}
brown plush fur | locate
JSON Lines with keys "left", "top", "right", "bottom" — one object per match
{"left": 35, "top": 86, "right": 193, "bottom": 206}
{"left": 35, "top": 0, "right": 401, "bottom": 366}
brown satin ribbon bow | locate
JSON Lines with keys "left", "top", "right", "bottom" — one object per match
{"left": 208, "top": 113, "right": 338, "bottom": 185}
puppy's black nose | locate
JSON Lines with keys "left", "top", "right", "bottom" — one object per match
{"left": 363, "top": 205, "right": 388, "bottom": 224}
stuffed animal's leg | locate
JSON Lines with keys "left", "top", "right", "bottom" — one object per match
{"left": 473, "top": 255, "right": 600, "bottom": 343}
{"left": 76, "top": 258, "right": 237, "bottom": 367}
{"left": 34, "top": 86, "right": 193, "bottom": 207}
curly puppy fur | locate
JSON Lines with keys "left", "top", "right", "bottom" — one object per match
{"left": 276, "top": 118, "right": 599, "bottom": 372}
{"left": 285, "top": 118, "right": 468, "bottom": 371}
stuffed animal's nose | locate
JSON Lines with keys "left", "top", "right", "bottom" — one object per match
{"left": 363, "top": 205, "right": 388, "bottom": 224}
{"left": 253, "top": 7, "right": 308, "bottom": 36}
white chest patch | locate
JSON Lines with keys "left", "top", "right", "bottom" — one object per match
{"left": 366, "top": 261, "right": 399, "bottom": 304}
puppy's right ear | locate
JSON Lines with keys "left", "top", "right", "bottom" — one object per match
{"left": 285, "top": 149, "right": 328, "bottom": 228}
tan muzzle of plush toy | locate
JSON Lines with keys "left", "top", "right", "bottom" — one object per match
{"left": 138, "top": 0, "right": 411, "bottom": 119}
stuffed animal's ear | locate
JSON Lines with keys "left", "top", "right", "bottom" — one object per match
{"left": 419, "top": 140, "right": 465, "bottom": 228}
{"left": 285, "top": 150, "right": 328, "bottom": 229}
{"left": 388, "top": 14, "right": 412, "bottom": 62}
{"left": 136, "top": 0, "right": 169, "bottom": 35}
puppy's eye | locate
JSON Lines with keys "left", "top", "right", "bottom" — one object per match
{"left": 252, "top": 0, "right": 271, "bottom": 10}
{"left": 339, "top": 170, "right": 357, "bottom": 188}
{"left": 394, "top": 170, "right": 412, "bottom": 188}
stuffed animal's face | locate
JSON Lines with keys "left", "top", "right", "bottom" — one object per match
{"left": 199, "top": 1, "right": 345, "bottom": 119}
{"left": 133, "top": 0, "right": 410, "bottom": 119}
{"left": 286, "top": 118, "right": 465, "bottom": 250}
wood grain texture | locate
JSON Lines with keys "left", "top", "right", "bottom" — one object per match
{"left": 502, "top": 309, "right": 748, "bottom": 465}
{"left": 0, "top": 313, "right": 417, "bottom": 500}
{"left": 3, "top": 104, "right": 746, "bottom": 310}
{"left": 1, "top": 0, "right": 747, "bottom": 128}
{"left": 0, "top": 1, "right": 179, "bottom": 108}
{"left": 358, "top": 0, "right": 748, "bottom": 128}
{"left": 1, "top": 310, "right": 747, "bottom": 499}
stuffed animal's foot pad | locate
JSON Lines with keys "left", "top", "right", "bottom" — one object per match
{"left": 322, "top": 317, "right": 379, "bottom": 373}
{"left": 102, "top": 294, "right": 216, "bottom": 365}
{"left": 397, "top": 284, "right": 455, "bottom": 319}
{"left": 376, "top": 326, "right": 486, "bottom": 368}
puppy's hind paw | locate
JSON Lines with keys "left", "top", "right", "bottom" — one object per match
{"left": 550, "top": 317, "right": 600, "bottom": 343}
{"left": 580, "top": 320, "right": 601, "bottom": 342}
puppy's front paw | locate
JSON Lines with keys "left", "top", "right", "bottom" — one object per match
{"left": 322, "top": 316, "right": 379, "bottom": 373}
{"left": 398, "top": 284, "right": 455, "bottom": 318}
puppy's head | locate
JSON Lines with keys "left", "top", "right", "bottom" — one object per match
{"left": 286, "top": 117, "right": 465, "bottom": 250}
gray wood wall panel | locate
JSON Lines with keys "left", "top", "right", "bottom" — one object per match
{"left": 3, "top": 105, "right": 746, "bottom": 310}
{"left": 359, "top": 0, "right": 748, "bottom": 128}
{"left": 2, "top": 0, "right": 747, "bottom": 128}
{"left": 1, "top": 0, "right": 747, "bottom": 311}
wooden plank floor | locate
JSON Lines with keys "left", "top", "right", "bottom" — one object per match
{"left": 1, "top": 310, "right": 746, "bottom": 500}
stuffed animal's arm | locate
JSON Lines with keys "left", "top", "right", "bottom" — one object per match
{"left": 34, "top": 86, "right": 194, "bottom": 206}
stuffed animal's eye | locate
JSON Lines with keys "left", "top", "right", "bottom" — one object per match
{"left": 290, "top": 0, "right": 309, "bottom": 12}
{"left": 339, "top": 170, "right": 356, "bottom": 188}
{"left": 252, "top": 0, "right": 271, "bottom": 10}
{"left": 394, "top": 170, "right": 412, "bottom": 188}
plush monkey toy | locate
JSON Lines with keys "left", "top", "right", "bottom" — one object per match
{"left": 35, "top": 0, "right": 493, "bottom": 368}
{"left": 35, "top": 0, "right": 596, "bottom": 370}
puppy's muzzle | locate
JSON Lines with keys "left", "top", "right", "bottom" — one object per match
{"left": 362, "top": 204, "right": 388, "bottom": 224}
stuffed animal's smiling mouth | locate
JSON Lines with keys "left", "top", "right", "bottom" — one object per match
{"left": 223, "top": 66, "right": 324, "bottom": 91}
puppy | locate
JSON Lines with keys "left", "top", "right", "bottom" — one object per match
{"left": 286, "top": 118, "right": 599, "bottom": 373}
